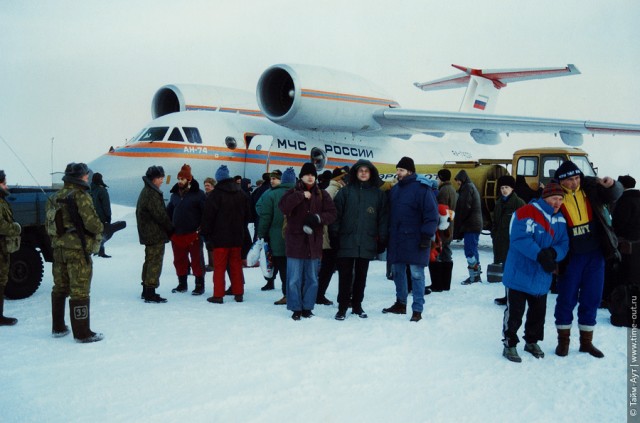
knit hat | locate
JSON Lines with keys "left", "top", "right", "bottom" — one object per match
{"left": 299, "top": 162, "right": 318, "bottom": 179}
{"left": 270, "top": 169, "right": 282, "bottom": 180}
{"left": 145, "top": 165, "right": 165, "bottom": 179}
{"left": 177, "top": 164, "right": 193, "bottom": 181}
{"left": 281, "top": 167, "right": 296, "bottom": 184}
{"left": 215, "top": 165, "right": 231, "bottom": 182}
{"left": 64, "top": 162, "right": 90, "bottom": 178}
{"left": 542, "top": 182, "right": 564, "bottom": 199}
{"left": 0, "top": 170, "right": 5, "bottom": 184}
{"left": 396, "top": 156, "right": 415, "bottom": 173}
{"left": 554, "top": 161, "right": 582, "bottom": 181}
{"left": 497, "top": 175, "right": 516, "bottom": 190}
{"left": 618, "top": 174, "right": 636, "bottom": 189}
{"left": 437, "top": 169, "right": 451, "bottom": 182}
{"left": 92, "top": 172, "right": 107, "bottom": 187}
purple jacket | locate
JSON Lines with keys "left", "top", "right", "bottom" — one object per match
{"left": 279, "top": 181, "right": 336, "bottom": 259}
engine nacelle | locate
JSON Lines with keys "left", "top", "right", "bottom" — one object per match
{"left": 151, "top": 84, "right": 257, "bottom": 119}
{"left": 257, "top": 64, "right": 399, "bottom": 132}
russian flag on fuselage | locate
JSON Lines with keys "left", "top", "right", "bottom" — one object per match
{"left": 473, "top": 95, "right": 488, "bottom": 110}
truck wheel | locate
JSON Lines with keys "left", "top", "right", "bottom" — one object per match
{"left": 5, "top": 246, "right": 43, "bottom": 299}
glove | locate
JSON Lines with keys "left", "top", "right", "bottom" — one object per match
{"left": 419, "top": 234, "right": 431, "bottom": 249}
{"left": 376, "top": 238, "right": 387, "bottom": 254}
{"left": 329, "top": 234, "right": 340, "bottom": 250}
{"left": 303, "top": 214, "right": 321, "bottom": 235}
{"left": 537, "top": 248, "right": 557, "bottom": 273}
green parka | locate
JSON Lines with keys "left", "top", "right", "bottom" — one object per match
{"left": 256, "top": 182, "right": 294, "bottom": 257}
{"left": 136, "top": 176, "right": 173, "bottom": 245}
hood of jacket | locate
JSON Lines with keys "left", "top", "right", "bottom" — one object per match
{"left": 348, "top": 159, "right": 380, "bottom": 187}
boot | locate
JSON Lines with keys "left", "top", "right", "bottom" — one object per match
{"left": 410, "top": 311, "right": 422, "bottom": 322}
{"left": 207, "top": 296, "right": 223, "bottom": 304}
{"left": 274, "top": 296, "right": 287, "bottom": 305}
{"left": 172, "top": 275, "right": 188, "bottom": 293}
{"left": 429, "top": 262, "right": 443, "bottom": 292}
{"left": 97, "top": 246, "right": 111, "bottom": 258}
{"left": 382, "top": 301, "right": 406, "bottom": 315}
{"left": 0, "top": 290, "right": 18, "bottom": 326}
{"left": 503, "top": 346, "right": 522, "bottom": 363}
{"left": 51, "top": 293, "right": 70, "bottom": 337}
{"left": 69, "top": 298, "right": 103, "bottom": 343}
{"left": 555, "top": 328, "right": 571, "bottom": 357}
{"left": 192, "top": 276, "right": 205, "bottom": 296}
{"left": 461, "top": 259, "right": 481, "bottom": 285}
{"left": 579, "top": 330, "right": 604, "bottom": 358}
{"left": 142, "top": 286, "right": 167, "bottom": 303}
{"left": 261, "top": 279, "right": 275, "bottom": 291}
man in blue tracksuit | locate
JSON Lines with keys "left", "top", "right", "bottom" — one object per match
{"left": 501, "top": 183, "right": 569, "bottom": 362}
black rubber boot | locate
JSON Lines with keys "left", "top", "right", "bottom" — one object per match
{"left": 261, "top": 279, "right": 275, "bottom": 291}
{"left": 0, "top": 286, "right": 18, "bottom": 326}
{"left": 69, "top": 298, "right": 103, "bottom": 343}
{"left": 51, "top": 293, "right": 70, "bottom": 337}
{"left": 382, "top": 301, "right": 407, "bottom": 315}
{"left": 172, "top": 275, "right": 188, "bottom": 293}
{"left": 142, "top": 286, "right": 167, "bottom": 303}
{"left": 192, "top": 276, "right": 205, "bottom": 295}
{"left": 98, "top": 246, "right": 111, "bottom": 258}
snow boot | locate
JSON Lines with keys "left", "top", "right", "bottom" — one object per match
{"left": 579, "top": 330, "right": 604, "bottom": 358}
{"left": 69, "top": 298, "right": 103, "bottom": 343}
{"left": 301, "top": 310, "right": 314, "bottom": 318}
{"left": 97, "top": 246, "right": 111, "bottom": 258}
{"left": 172, "top": 275, "right": 188, "bottom": 293}
{"left": 207, "top": 296, "right": 223, "bottom": 304}
{"left": 524, "top": 342, "right": 545, "bottom": 358}
{"left": 494, "top": 297, "right": 507, "bottom": 306}
{"left": 316, "top": 296, "right": 334, "bottom": 306}
{"left": 335, "top": 307, "right": 347, "bottom": 321}
{"left": 274, "top": 296, "right": 287, "bottom": 305}
{"left": 51, "top": 293, "right": 70, "bottom": 337}
{"left": 291, "top": 311, "right": 302, "bottom": 321}
{"left": 0, "top": 286, "right": 18, "bottom": 326}
{"left": 503, "top": 346, "right": 522, "bottom": 363}
{"left": 461, "top": 258, "right": 482, "bottom": 285}
{"left": 555, "top": 328, "right": 571, "bottom": 357}
{"left": 352, "top": 307, "right": 368, "bottom": 319}
{"left": 410, "top": 311, "right": 422, "bottom": 322}
{"left": 192, "top": 276, "right": 205, "bottom": 295}
{"left": 142, "top": 286, "right": 167, "bottom": 303}
{"left": 261, "top": 279, "right": 275, "bottom": 291}
{"left": 382, "top": 301, "right": 407, "bottom": 315}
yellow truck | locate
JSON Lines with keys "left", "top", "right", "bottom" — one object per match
{"left": 378, "top": 147, "right": 596, "bottom": 230}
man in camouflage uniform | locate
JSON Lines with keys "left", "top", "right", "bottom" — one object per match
{"left": 0, "top": 170, "right": 21, "bottom": 326}
{"left": 136, "top": 166, "right": 173, "bottom": 303}
{"left": 48, "top": 163, "right": 104, "bottom": 342}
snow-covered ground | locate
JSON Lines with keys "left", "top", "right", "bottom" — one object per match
{"left": 1, "top": 205, "right": 628, "bottom": 423}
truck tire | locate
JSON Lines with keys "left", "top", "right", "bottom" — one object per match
{"left": 5, "top": 245, "right": 43, "bottom": 299}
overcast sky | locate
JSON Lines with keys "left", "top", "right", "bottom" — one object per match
{"left": 1, "top": 0, "right": 639, "bottom": 185}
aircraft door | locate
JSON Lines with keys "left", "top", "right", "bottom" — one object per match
{"left": 245, "top": 134, "right": 274, "bottom": 176}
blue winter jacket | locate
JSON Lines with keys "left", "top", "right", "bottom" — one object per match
{"left": 503, "top": 198, "right": 569, "bottom": 296}
{"left": 387, "top": 173, "right": 439, "bottom": 266}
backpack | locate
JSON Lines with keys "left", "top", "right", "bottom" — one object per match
{"left": 46, "top": 193, "right": 71, "bottom": 238}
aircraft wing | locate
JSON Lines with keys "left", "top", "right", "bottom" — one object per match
{"left": 373, "top": 109, "right": 640, "bottom": 145}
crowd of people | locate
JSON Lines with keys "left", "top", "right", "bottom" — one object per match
{"left": 0, "top": 158, "right": 637, "bottom": 357}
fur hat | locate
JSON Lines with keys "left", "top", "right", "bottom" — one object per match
{"left": 177, "top": 164, "right": 193, "bottom": 181}
{"left": 281, "top": 167, "right": 296, "bottom": 184}
{"left": 396, "top": 156, "right": 415, "bottom": 173}
{"left": 542, "top": 182, "right": 564, "bottom": 199}
{"left": 437, "top": 169, "right": 451, "bottom": 182}
{"left": 299, "top": 162, "right": 318, "bottom": 179}
{"left": 270, "top": 169, "right": 282, "bottom": 180}
{"left": 203, "top": 177, "right": 216, "bottom": 187}
{"left": 92, "top": 172, "right": 107, "bottom": 187}
{"left": 332, "top": 166, "right": 349, "bottom": 178}
{"left": 64, "top": 162, "right": 90, "bottom": 178}
{"left": 0, "top": 170, "right": 5, "bottom": 184}
{"left": 497, "top": 175, "right": 516, "bottom": 190}
{"left": 215, "top": 165, "right": 231, "bottom": 182}
{"left": 618, "top": 174, "right": 636, "bottom": 189}
{"left": 555, "top": 161, "right": 582, "bottom": 181}
{"left": 145, "top": 165, "right": 165, "bottom": 179}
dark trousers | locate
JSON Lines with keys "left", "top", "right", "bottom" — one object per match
{"left": 271, "top": 255, "right": 287, "bottom": 295}
{"left": 317, "top": 248, "right": 337, "bottom": 300}
{"left": 336, "top": 257, "right": 370, "bottom": 310}
{"left": 502, "top": 288, "right": 547, "bottom": 347}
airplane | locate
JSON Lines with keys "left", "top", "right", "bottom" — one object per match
{"left": 87, "top": 63, "right": 640, "bottom": 206}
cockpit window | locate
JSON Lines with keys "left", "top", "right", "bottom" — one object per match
{"left": 138, "top": 127, "right": 169, "bottom": 142}
{"left": 168, "top": 127, "right": 184, "bottom": 142}
{"left": 183, "top": 127, "right": 202, "bottom": 144}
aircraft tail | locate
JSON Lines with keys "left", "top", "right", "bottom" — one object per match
{"left": 414, "top": 64, "right": 580, "bottom": 114}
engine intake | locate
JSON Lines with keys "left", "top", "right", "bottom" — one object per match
{"left": 151, "top": 84, "right": 257, "bottom": 119}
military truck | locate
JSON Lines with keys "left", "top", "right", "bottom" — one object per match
{"left": 4, "top": 186, "right": 58, "bottom": 299}
{"left": 378, "top": 147, "right": 596, "bottom": 229}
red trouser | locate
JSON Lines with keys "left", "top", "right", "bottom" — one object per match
{"left": 171, "top": 233, "right": 204, "bottom": 277}
{"left": 213, "top": 247, "right": 243, "bottom": 297}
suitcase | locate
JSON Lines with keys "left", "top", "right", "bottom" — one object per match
{"left": 487, "top": 263, "right": 503, "bottom": 283}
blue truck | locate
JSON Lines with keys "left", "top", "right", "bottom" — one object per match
{"left": 5, "top": 186, "right": 58, "bottom": 299}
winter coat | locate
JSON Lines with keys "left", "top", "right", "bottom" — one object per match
{"left": 166, "top": 179, "right": 206, "bottom": 235}
{"left": 256, "top": 182, "right": 294, "bottom": 257}
{"left": 503, "top": 198, "right": 569, "bottom": 296}
{"left": 491, "top": 192, "right": 526, "bottom": 264}
{"left": 51, "top": 181, "right": 104, "bottom": 252}
{"left": 136, "top": 176, "right": 173, "bottom": 246}
{"left": 250, "top": 182, "right": 271, "bottom": 223}
{"left": 453, "top": 170, "right": 483, "bottom": 237}
{"left": 279, "top": 181, "right": 337, "bottom": 259}
{"left": 322, "top": 177, "right": 347, "bottom": 249}
{"left": 0, "top": 189, "right": 21, "bottom": 256}
{"left": 613, "top": 189, "right": 640, "bottom": 242}
{"left": 387, "top": 173, "right": 439, "bottom": 266}
{"left": 201, "top": 178, "right": 252, "bottom": 249}
{"left": 90, "top": 182, "right": 111, "bottom": 224}
{"left": 330, "top": 160, "right": 389, "bottom": 260}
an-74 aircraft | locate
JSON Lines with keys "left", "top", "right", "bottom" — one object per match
{"left": 88, "top": 63, "right": 640, "bottom": 205}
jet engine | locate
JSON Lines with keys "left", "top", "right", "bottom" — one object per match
{"left": 151, "top": 84, "right": 257, "bottom": 119}
{"left": 257, "top": 64, "right": 399, "bottom": 132}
